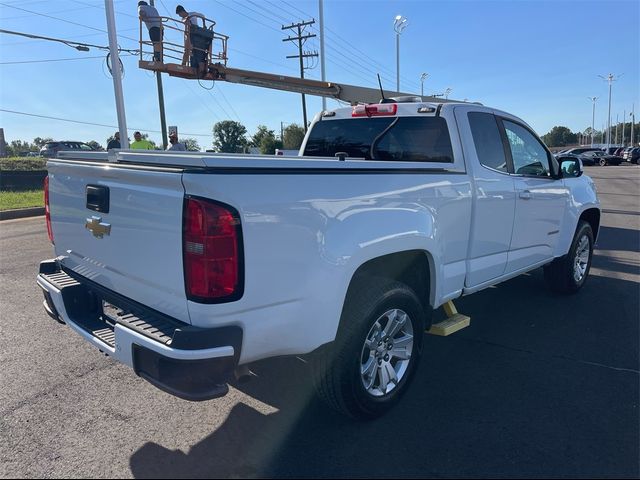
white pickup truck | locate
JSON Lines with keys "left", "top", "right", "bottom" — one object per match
{"left": 38, "top": 100, "right": 600, "bottom": 419}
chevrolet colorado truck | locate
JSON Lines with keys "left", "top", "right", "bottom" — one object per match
{"left": 37, "top": 100, "right": 600, "bottom": 419}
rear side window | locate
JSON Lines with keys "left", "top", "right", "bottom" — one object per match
{"left": 304, "top": 116, "right": 454, "bottom": 162}
{"left": 468, "top": 112, "right": 508, "bottom": 172}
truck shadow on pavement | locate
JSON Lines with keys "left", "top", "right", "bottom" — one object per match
{"left": 596, "top": 226, "right": 640, "bottom": 253}
{"left": 129, "top": 265, "right": 639, "bottom": 478}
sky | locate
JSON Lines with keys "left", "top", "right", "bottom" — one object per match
{"left": 0, "top": 0, "right": 638, "bottom": 149}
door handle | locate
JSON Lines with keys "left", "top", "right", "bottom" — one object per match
{"left": 519, "top": 190, "right": 532, "bottom": 200}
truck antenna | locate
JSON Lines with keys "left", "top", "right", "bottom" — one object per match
{"left": 377, "top": 74, "right": 388, "bottom": 103}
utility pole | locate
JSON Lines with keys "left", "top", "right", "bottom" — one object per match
{"left": 588, "top": 97, "right": 597, "bottom": 147}
{"left": 615, "top": 114, "right": 619, "bottom": 145}
{"left": 150, "top": 0, "right": 168, "bottom": 149}
{"left": 105, "top": 0, "right": 128, "bottom": 148}
{"left": 318, "top": 0, "right": 327, "bottom": 112}
{"left": 622, "top": 109, "right": 626, "bottom": 146}
{"left": 282, "top": 20, "right": 318, "bottom": 132}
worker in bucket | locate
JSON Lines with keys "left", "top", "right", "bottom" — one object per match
{"left": 176, "top": 4, "right": 207, "bottom": 72}
{"left": 138, "top": 1, "right": 163, "bottom": 62}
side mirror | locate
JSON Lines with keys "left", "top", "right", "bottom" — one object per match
{"left": 558, "top": 157, "right": 583, "bottom": 178}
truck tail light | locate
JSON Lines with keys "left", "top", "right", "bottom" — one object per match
{"left": 352, "top": 103, "right": 397, "bottom": 117}
{"left": 44, "top": 176, "right": 54, "bottom": 244}
{"left": 183, "top": 196, "right": 243, "bottom": 302}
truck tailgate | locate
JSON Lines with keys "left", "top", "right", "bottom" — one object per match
{"left": 47, "top": 160, "right": 191, "bottom": 323}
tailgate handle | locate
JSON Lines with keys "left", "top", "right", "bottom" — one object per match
{"left": 86, "top": 185, "right": 110, "bottom": 213}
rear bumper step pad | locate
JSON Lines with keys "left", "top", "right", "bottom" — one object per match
{"left": 37, "top": 258, "right": 242, "bottom": 401}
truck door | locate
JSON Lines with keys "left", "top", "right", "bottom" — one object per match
{"left": 455, "top": 107, "right": 516, "bottom": 287}
{"left": 499, "top": 119, "right": 568, "bottom": 273}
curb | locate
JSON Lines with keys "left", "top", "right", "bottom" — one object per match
{"left": 0, "top": 207, "right": 45, "bottom": 221}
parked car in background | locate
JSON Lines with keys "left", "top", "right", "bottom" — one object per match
{"left": 40, "top": 141, "right": 96, "bottom": 158}
{"left": 579, "top": 150, "right": 622, "bottom": 166}
{"left": 602, "top": 147, "right": 622, "bottom": 155}
{"left": 560, "top": 147, "right": 601, "bottom": 156}
{"left": 622, "top": 147, "right": 640, "bottom": 164}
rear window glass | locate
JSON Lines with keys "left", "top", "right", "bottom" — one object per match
{"left": 468, "top": 112, "right": 508, "bottom": 172}
{"left": 303, "top": 116, "right": 454, "bottom": 163}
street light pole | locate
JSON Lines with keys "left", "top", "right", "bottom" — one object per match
{"left": 444, "top": 87, "right": 452, "bottom": 99}
{"left": 588, "top": 96, "right": 597, "bottom": 147}
{"left": 104, "top": 0, "right": 128, "bottom": 148}
{"left": 598, "top": 73, "right": 621, "bottom": 150}
{"left": 631, "top": 104, "right": 635, "bottom": 147}
{"left": 393, "top": 15, "right": 407, "bottom": 92}
{"left": 420, "top": 72, "right": 429, "bottom": 97}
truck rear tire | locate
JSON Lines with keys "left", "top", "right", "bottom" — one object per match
{"left": 544, "top": 220, "right": 594, "bottom": 294}
{"left": 311, "top": 277, "right": 427, "bottom": 420}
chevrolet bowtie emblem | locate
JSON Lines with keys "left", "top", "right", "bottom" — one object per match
{"left": 85, "top": 216, "right": 111, "bottom": 239}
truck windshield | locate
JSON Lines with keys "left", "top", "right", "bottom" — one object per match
{"left": 303, "top": 116, "right": 454, "bottom": 163}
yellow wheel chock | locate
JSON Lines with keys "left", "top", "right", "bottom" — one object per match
{"left": 427, "top": 300, "right": 471, "bottom": 336}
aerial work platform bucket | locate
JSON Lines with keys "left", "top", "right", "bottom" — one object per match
{"left": 138, "top": 12, "right": 228, "bottom": 79}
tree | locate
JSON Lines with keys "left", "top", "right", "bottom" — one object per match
{"left": 283, "top": 124, "right": 305, "bottom": 150}
{"left": 33, "top": 137, "right": 53, "bottom": 149}
{"left": 259, "top": 135, "right": 282, "bottom": 155}
{"left": 541, "top": 126, "right": 577, "bottom": 147}
{"left": 250, "top": 125, "right": 275, "bottom": 148}
{"left": 7, "top": 139, "right": 33, "bottom": 156}
{"left": 183, "top": 137, "right": 200, "bottom": 151}
{"left": 87, "top": 140, "right": 103, "bottom": 151}
{"left": 213, "top": 120, "right": 247, "bottom": 153}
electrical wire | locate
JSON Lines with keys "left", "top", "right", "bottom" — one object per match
{"left": 0, "top": 29, "right": 140, "bottom": 54}
{"left": 211, "top": 0, "right": 282, "bottom": 33}
{"left": 0, "top": 108, "right": 212, "bottom": 137}
{"left": 0, "top": 2, "right": 140, "bottom": 47}
{"left": 0, "top": 55, "right": 114, "bottom": 65}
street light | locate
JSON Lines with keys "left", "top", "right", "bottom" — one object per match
{"left": 598, "top": 73, "right": 622, "bottom": 149}
{"left": 588, "top": 96, "right": 597, "bottom": 147}
{"left": 444, "top": 87, "right": 452, "bottom": 99}
{"left": 420, "top": 72, "right": 429, "bottom": 97}
{"left": 393, "top": 15, "right": 408, "bottom": 92}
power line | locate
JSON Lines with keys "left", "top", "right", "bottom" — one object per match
{"left": 0, "top": 2, "right": 140, "bottom": 46}
{"left": 215, "top": 84, "right": 242, "bottom": 122}
{"left": 0, "top": 108, "right": 211, "bottom": 137}
{"left": 183, "top": 82, "right": 222, "bottom": 123}
{"left": 0, "top": 55, "right": 121, "bottom": 65}
{"left": 246, "top": 0, "right": 290, "bottom": 23}
{"left": 0, "top": 27, "right": 139, "bottom": 46}
{"left": 211, "top": 0, "right": 282, "bottom": 33}
{"left": 0, "top": 28, "right": 139, "bottom": 54}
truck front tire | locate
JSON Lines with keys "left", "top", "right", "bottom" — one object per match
{"left": 544, "top": 220, "right": 594, "bottom": 294}
{"left": 312, "top": 278, "right": 427, "bottom": 420}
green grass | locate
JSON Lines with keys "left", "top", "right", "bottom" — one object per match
{"left": 0, "top": 189, "right": 44, "bottom": 211}
{"left": 0, "top": 157, "right": 47, "bottom": 171}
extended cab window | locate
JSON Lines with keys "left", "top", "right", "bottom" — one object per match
{"left": 304, "top": 116, "right": 454, "bottom": 163}
{"left": 468, "top": 112, "right": 508, "bottom": 172}
{"left": 502, "top": 120, "right": 551, "bottom": 177}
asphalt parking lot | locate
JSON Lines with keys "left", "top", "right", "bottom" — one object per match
{"left": 1, "top": 165, "right": 638, "bottom": 478}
